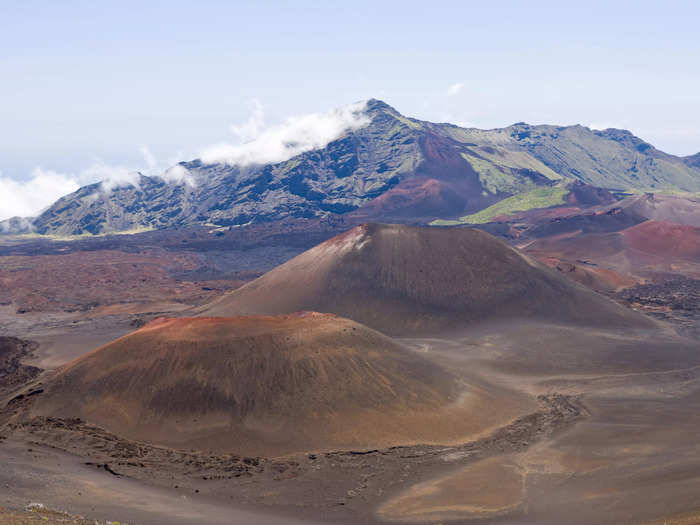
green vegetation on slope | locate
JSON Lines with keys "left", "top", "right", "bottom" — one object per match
{"left": 461, "top": 148, "right": 562, "bottom": 195}
{"left": 431, "top": 186, "right": 568, "bottom": 225}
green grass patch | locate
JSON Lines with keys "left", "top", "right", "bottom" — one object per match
{"left": 430, "top": 186, "right": 569, "bottom": 226}
{"left": 460, "top": 150, "right": 561, "bottom": 195}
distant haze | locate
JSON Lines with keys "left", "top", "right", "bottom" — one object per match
{"left": 1, "top": 1, "right": 698, "bottom": 219}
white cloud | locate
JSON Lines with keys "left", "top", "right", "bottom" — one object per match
{"left": 447, "top": 83, "right": 464, "bottom": 96}
{"left": 201, "top": 100, "right": 370, "bottom": 166}
{"left": 0, "top": 101, "right": 371, "bottom": 221}
{"left": 0, "top": 144, "right": 198, "bottom": 221}
{"left": 159, "top": 164, "right": 195, "bottom": 186}
{"left": 140, "top": 145, "right": 157, "bottom": 171}
{"left": 139, "top": 146, "right": 194, "bottom": 186}
{"left": 230, "top": 99, "right": 265, "bottom": 143}
{"left": 0, "top": 163, "right": 146, "bottom": 221}
{"left": 0, "top": 168, "right": 81, "bottom": 220}
{"left": 0, "top": 216, "right": 34, "bottom": 234}
{"left": 82, "top": 162, "right": 142, "bottom": 192}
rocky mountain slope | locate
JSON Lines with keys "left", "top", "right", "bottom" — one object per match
{"left": 450, "top": 124, "right": 700, "bottom": 191}
{"left": 685, "top": 152, "right": 700, "bottom": 169}
{"left": 28, "top": 100, "right": 700, "bottom": 235}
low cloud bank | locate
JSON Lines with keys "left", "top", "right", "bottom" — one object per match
{"left": 159, "top": 164, "right": 195, "bottom": 186}
{"left": 0, "top": 168, "right": 81, "bottom": 221}
{"left": 0, "top": 148, "right": 194, "bottom": 221}
{"left": 0, "top": 101, "right": 368, "bottom": 221}
{"left": 0, "top": 216, "right": 35, "bottom": 234}
{"left": 201, "top": 100, "right": 370, "bottom": 166}
{"left": 0, "top": 164, "right": 144, "bottom": 221}
{"left": 85, "top": 163, "right": 142, "bottom": 192}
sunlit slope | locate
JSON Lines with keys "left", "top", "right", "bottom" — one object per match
{"left": 202, "top": 223, "right": 651, "bottom": 335}
{"left": 31, "top": 313, "right": 484, "bottom": 456}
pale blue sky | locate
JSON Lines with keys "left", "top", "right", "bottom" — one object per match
{"left": 1, "top": 0, "right": 699, "bottom": 185}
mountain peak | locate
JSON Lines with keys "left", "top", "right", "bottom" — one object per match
{"left": 21, "top": 100, "right": 700, "bottom": 236}
{"left": 365, "top": 98, "right": 402, "bottom": 117}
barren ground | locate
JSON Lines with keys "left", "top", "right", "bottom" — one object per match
{"left": 1, "top": 226, "right": 699, "bottom": 524}
{"left": 2, "top": 313, "right": 699, "bottom": 524}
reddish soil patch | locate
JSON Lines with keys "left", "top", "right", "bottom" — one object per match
{"left": 622, "top": 220, "right": 700, "bottom": 261}
{"left": 352, "top": 177, "right": 467, "bottom": 220}
{"left": 28, "top": 313, "right": 484, "bottom": 456}
{"left": 524, "top": 218, "right": 700, "bottom": 287}
{"left": 538, "top": 256, "right": 638, "bottom": 292}
{"left": 0, "top": 249, "right": 235, "bottom": 314}
{"left": 351, "top": 133, "right": 496, "bottom": 220}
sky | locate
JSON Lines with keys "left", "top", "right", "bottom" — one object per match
{"left": 1, "top": 0, "right": 699, "bottom": 219}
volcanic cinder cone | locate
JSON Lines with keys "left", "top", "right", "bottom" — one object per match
{"left": 31, "top": 313, "right": 495, "bottom": 456}
{"left": 201, "top": 223, "right": 651, "bottom": 335}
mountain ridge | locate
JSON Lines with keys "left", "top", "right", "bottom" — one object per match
{"left": 18, "top": 99, "right": 700, "bottom": 236}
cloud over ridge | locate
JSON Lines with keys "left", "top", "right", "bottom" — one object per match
{"left": 200, "top": 100, "right": 370, "bottom": 166}
{"left": 0, "top": 147, "right": 198, "bottom": 221}
{"left": 0, "top": 168, "right": 81, "bottom": 221}
{"left": 0, "top": 101, "right": 369, "bottom": 221}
